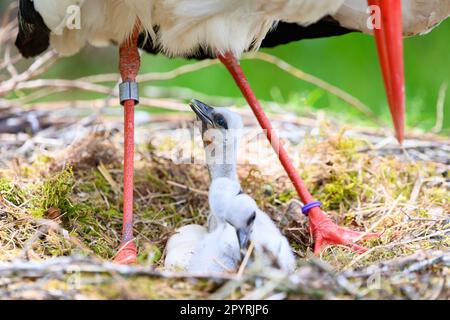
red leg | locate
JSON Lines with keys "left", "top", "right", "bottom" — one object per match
{"left": 218, "top": 52, "right": 379, "bottom": 255}
{"left": 368, "top": 0, "right": 405, "bottom": 143}
{"left": 113, "top": 26, "right": 141, "bottom": 265}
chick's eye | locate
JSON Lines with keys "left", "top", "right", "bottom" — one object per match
{"left": 246, "top": 212, "right": 256, "bottom": 226}
{"left": 214, "top": 115, "right": 227, "bottom": 128}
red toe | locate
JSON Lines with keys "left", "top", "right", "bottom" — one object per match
{"left": 113, "top": 241, "right": 137, "bottom": 265}
{"left": 307, "top": 207, "right": 380, "bottom": 255}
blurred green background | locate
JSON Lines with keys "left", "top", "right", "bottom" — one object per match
{"left": 3, "top": 0, "right": 449, "bottom": 132}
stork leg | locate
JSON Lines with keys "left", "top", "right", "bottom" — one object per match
{"left": 368, "top": 0, "right": 405, "bottom": 144}
{"left": 218, "top": 52, "right": 379, "bottom": 254}
{"left": 113, "top": 26, "right": 141, "bottom": 265}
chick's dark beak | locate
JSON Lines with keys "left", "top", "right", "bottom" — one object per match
{"left": 189, "top": 99, "right": 215, "bottom": 126}
{"left": 237, "top": 228, "right": 250, "bottom": 249}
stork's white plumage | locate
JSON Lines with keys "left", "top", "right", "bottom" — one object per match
{"left": 334, "top": 0, "right": 450, "bottom": 36}
{"left": 29, "top": 0, "right": 345, "bottom": 57}
{"left": 27, "top": 0, "right": 450, "bottom": 58}
{"left": 164, "top": 224, "right": 207, "bottom": 271}
{"left": 208, "top": 178, "right": 242, "bottom": 231}
{"left": 31, "top": 0, "right": 154, "bottom": 56}
{"left": 164, "top": 178, "right": 241, "bottom": 274}
{"left": 187, "top": 222, "right": 241, "bottom": 274}
{"left": 209, "top": 180, "right": 296, "bottom": 272}
{"left": 153, "top": 0, "right": 346, "bottom": 56}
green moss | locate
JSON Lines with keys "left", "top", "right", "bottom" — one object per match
{"left": 277, "top": 189, "right": 297, "bottom": 203}
{"left": 93, "top": 170, "right": 112, "bottom": 194}
{"left": 99, "top": 209, "right": 121, "bottom": 218}
{"left": 318, "top": 170, "right": 364, "bottom": 211}
{"left": 30, "top": 167, "right": 75, "bottom": 217}
{"left": 137, "top": 244, "right": 162, "bottom": 264}
{"left": 0, "top": 178, "right": 25, "bottom": 206}
{"left": 35, "top": 154, "right": 53, "bottom": 164}
{"left": 19, "top": 165, "right": 35, "bottom": 178}
{"left": 76, "top": 181, "right": 96, "bottom": 193}
{"left": 425, "top": 187, "right": 449, "bottom": 205}
{"left": 334, "top": 135, "right": 357, "bottom": 160}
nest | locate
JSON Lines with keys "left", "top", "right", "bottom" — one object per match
{"left": 0, "top": 110, "right": 448, "bottom": 299}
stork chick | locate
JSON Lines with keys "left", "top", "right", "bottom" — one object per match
{"left": 187, "top": 222, "right": 241, "bottom": 274}
{"left": 164, "top": 165, "right": 242, "bottom": 273}
{"left": 190, "top": 100, "right": 296, "bottom": 272}
{"left": 164, "top": 188, "right": 242, "bottom": 274}
{"left": 208, "top": 178, "right": 296, "bottom": 272}
{"left": 225, "top": 190, "right": 296, "bottom": 272}
{"left": 164, "top": 224, "right": 207, "bottom": 271}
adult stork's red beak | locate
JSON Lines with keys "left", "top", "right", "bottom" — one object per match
{"left": 219, "top": 0, "right": 405, "bottom": 254}
{"left": 368, "top": 0, "right": 405, "bottom": 143}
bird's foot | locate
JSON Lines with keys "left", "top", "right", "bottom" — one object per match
{"left": 113, "top": 241, "right": 137, "bottom": 265}
{"left": 308, "top": 208, "right": 380, "bottom": 255}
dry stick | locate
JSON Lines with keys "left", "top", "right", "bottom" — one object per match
{"left": 19, "top": 97, "right": 186, "bottom": 112}
{"left": 77, "top": 59, "right": 220, "bottom": 84}
{"left": 402, "top": 254, "right": 450, "bottom": 274}
{"left": 166, "top": 180, "right": 208, "bottom": 196}
{"left": 237, "top": 241, "right": 255, "bottom": 276}
{"left": 5, "top": 51, "right": 380, "bottom": 121}
{"left": 0, "top": 51, "right": 58, "bottom": 96}
{"left": 432, "top": 82, "right": 447, "bottom": 133}
{"left": 352, "top": 195, "right": 402, "bottom": 244}
{"left": 344, "top": 196, "right": 402, "bottom": 268}
{"left": 0, "top": 54, "right": 21, "bottom": 72}
{"left": 346, "top": 228, "right": 450, "bottom": 270}
{"left": 428, "top": 277, "right": 446, "bottom": 300}
{"left": 4, "top": 44, "right": 19, "bottom": 78}
{"left": 406, "top": 175, "right": 423, "bottom": 213}
{"left": 7, "top": 78, "right": 186, "bottom": 111}
{"left": 11, "top": 87, "right": 68, "bottom": 105}
{"left": 0, "top": 256, "right": 241, "bottom": 281}
{"left": 8, "top": 59, "right": 220, "bottom": 107}
{"left": 20, "top": 220, "right": 59, "bottom": 260}
{"left": 17, "top": 92, "right": 186, "bottom": 111}
{"left": 10, "top": 79, "right": 115, "bottom": 94}
{"left": 6, "top": 60, "right": 215, "bottom": 105}
{"left": 7, "top": 80, "right": 189, "bottom": 111}
{"left": 344, "top": 250, "right": 449, "bottom": 278}
{"left": 0, "top": 19, "right": 18, "bottom": 46}
{"left": 243, "top": 51, "right": 385, "bottom": 127}
{"left": 19, "top": 217, "right": 94, "bottom": 259}
{"left": 0, "top": 3, "right": 17, "bottom": 46}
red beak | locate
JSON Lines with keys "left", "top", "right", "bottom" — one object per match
{"left": 368, "top": 0, "right": 405, "bottom": 144}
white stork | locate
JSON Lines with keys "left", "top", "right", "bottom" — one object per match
{"left": 14, "top": 0, "right": 449, "bottom": 264}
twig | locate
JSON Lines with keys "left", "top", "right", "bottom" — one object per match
{"left": 432, "top": 82, "right": 447, "bottom": 133}
{"left": 20, "top": 220, "right": 60, "bottom": 260}
{"left": 344, "top": 250, "right": 450, "bottom": 278}
{"left": 347, "top": 229, "right": 450, "bottom": 270}
{"left": 0, "top": 256, "right": 240, "bottom": 281}
{"left": 166, "top": 180, "right": 208, "bottom": 196}
{"left": 0, "top": 51, "right": 58, "bottom": 96}
{"left": 237, "top": 241, "right": 255, "bottom": 276}
{"left": 78, "top": 59, "right": 220, "bottom": 84}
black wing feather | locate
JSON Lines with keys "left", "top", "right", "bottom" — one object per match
{"left": 15, "top": 0, "right": 51, "bottom": 58}
{"left": 261, "top": 17, "right": 355, "bottom": 48}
